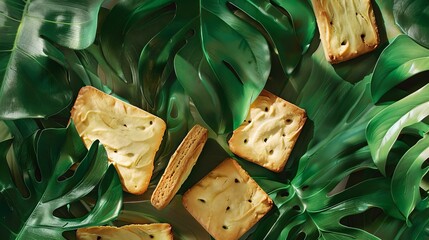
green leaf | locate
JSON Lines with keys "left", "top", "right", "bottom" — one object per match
{"left": 393, "top": 0, "right": 429, "bottom": 48}
{"left": 391, "top": 133, "right": 429, "bottom": 221}
{"left": 98, "top": 0, "right": 313, "bottom": 134}
{"left": 0, "top": 122, "right": 122, "bottom": 239}
{"left": 247, "top": 44, "right": 402, "bottom": 239}
{"left": 371, "top": 35, "right": 429, "bottom": 103}
{"left": 367, "top": 83, "right": 429, "bottom": 176}
{"left": 0, "top": 0, "right": 104, "bottom": 119}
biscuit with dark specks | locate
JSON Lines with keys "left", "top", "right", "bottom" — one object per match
{"left": 70, "top": 86, "right": 166, "bottom": 195}
{"left": 311, "top": 0, "right": 380, "bottom": 63}
{"left": 229, "top": 90, "right": 306, "bottom": 172}
{"left": 182, "top": 158, "right": 273, "bottom": 240}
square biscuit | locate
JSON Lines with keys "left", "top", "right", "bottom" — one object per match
{"left": 228, "top": 90, "right": 306, "bottom": 172}
{"left": 151, "top": 124, "right": 208, "bottom": 210}
{"left": 70, "top": 86, "right": 166, "bottom": 194}
{"left": 182, "top": 158, "right": 273, "bottom": 240}
{"left": 76, "top": 223, "right": 172, "bottom": 240}
{"left": 311, "top": 0, "right": 380, "bottom": 63}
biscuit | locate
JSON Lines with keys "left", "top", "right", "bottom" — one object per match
{"left": 228, "top": 90, "right": 306, "bottom": 172}
{"left": 70, "top": 86, "right": 166, "bottom": 194}
{"left": 76, "top": 223, "right": 172, "bottom": 240}
{"left": 311, "top": 0, "right": 379, "bottom": 63}
{"left": 182, "top": 158, "right": 273, "bottom": 240}
{"left": 151, "top": 124, "right": 208, "bottom": 210}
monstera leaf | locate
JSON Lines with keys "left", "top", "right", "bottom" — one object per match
{"left": 238, "top": 45, "right": 400, "bottom": 239}
{"left": 98, "top": 0, "right": 314, "bottom": 134}
{"left": 0, "top": 121, "right": 122, "bottom": 239}
{"left": 0, "top": 0, "right": 104, "bottom": 119}
{"left": 371, "top": 35, "right": 429, "bottom": 103}
{"left": 367, "top": 34, "right": 429, "bottom": 221}
{"left": 393, "top": 0, "right": 429, "bottom": 48}
{"left": 1, "top": 0, "right": 429, "bottom": 239}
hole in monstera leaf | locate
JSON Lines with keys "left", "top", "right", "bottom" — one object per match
{"left": 268, "top": 0, "right": 293, "bottom": 26}
{"left": 301, "top": 185, "right": 309, "bottom": 191}
{"left": 378, "top": 71, "right": 429, "bottom": 104}
{"left": 57, "top": 168, "right": 76, "bottom": 182}
{"left": 397, "top": 71, "right": 429, "bottom": 96}
{"left": 279, "top": 190, "right": 289, "bottom": 197}
{"left": 422, "top": 170, "right": 429, "bottom": 192}
{"left": 292, "top": 205, "right": 301, "bottom": 211}
{"left": 223, "top": 60, "right": 243, "bottom": 85}
{"left": 340, "top": 207, "right": 384, "bottom": 231}
{"left": 421, "top": 159, "right": 429, "bottom": 170}
{"left": 53, "top": 200, "right": 88, "bottom": 218}
{"left": 62, "top": 230, "right": 76, "bottom": 240}
{"left": 170, "top": 103, "right": 178, "bottom": 119}
{"left": 327, "top": 176, "right": 350, "bottom": 197}
{"left": 296, "top": 231, "right": 306, "bottom": 240}
{"left": 343, "top": 168, "right": 382, "bottom": 190}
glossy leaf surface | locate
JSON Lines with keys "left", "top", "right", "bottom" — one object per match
{"left": 0, "top": 122, "right": 122, "bottom": 239}
{"left": 0, "top": 0, "right": 104, "bottom": 119}
{"left": 1, "top": 0, "right": 429, "bottom": 239}
{"left": 99, "top": 0, "right": 313, "bottom": 134}
{"left": 371, "top": 35, "right": 429, "bottom": 103}
{"left": 393, "top": 0, "right": 429, "bottom": 48}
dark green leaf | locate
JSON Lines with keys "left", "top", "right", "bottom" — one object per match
{"left": 0, "top": 0, "right": 104, "bottom": 119}
{"left": 393, "top": 0, "right": 429, "bottom": 48}
{"left": 99, "top": 0, "right": 313, "bottom": 134}
{"left": 0, "top": 122, "right": 122, "bottom": 239}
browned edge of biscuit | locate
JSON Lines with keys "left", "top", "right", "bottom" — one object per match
{"left": 151, "top": 124, "right": 208, "bottom": 210}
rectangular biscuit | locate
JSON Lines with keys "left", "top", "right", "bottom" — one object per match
{"left": 76, "top": 223, "right": 173, "bottom": 240}
{"left": 311, "top": 0, "right": 379, "bottom": 63}
{"left": 182, "top": 158, "right": 273, "bottom": 240}
{"left": 228, "top": 90, "right": 306, "bottom": 172}
{"left": 151, "top": 124, "right": 208, "bottom": 210}
{"left": 70, "top": 86, "right": 166, "bottom": 195}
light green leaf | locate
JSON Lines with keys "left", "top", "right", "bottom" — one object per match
{"left": 391, "top": 133, "right": 429, "bottom": 220}
{"left": 367, "top": 83, "right": 429, "bottom": 176}
{"left": 371, "top": 35, "right": 429, "bottom": 103}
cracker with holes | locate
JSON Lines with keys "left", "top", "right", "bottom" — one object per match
{"left": 151, "top": 124, "right": 208, "bottom": 210}
{"left": 76, "top": 223, "right": 173, "bottom": 240}
{"left": 71, "top": 86, "right": 166, "bottom": 195}
{"left": 228, "top": 90, "right": 306, "bottom": 172}
{"left": 182, "top": 158, "right": 273, "bottom": 240}
{"left": 311, "top": 0, "right": 379, "bottom": 63}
